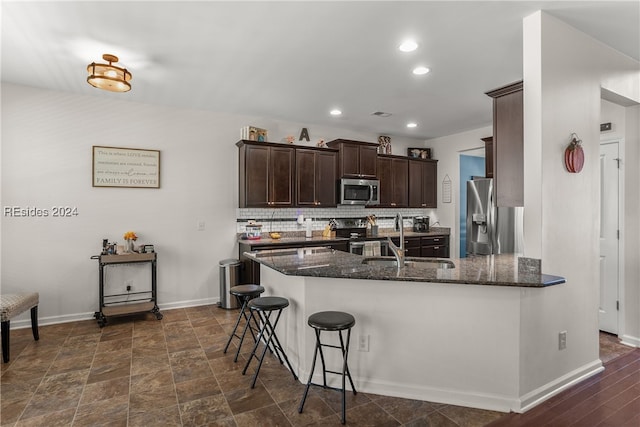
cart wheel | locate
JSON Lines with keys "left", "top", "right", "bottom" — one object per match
{"left": 97, "top": 316, "right": 107, "bottom": 328}
{"left": 155, "top": 312, "right": 163, "bottom": 320}
{"left": 95, "top": 312, "right": 106, "bottom": 328}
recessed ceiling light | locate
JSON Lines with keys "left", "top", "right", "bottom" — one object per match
{"left": 412, "top": 66, "right": 430, "bottom": 75}
{"left": 407, "top": 122, "right": 418, "bottom": 128}
{"left": 398, "top": 40, "right": 418, "bottom": 52}
{"left": 330, "top": 109, "right": 342, "bottom": 116}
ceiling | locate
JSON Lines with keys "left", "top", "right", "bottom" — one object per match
{"left": 2, "top": 1, "right": 638, "bottom": 141}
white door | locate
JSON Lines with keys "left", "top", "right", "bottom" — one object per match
{"left": 599, "top": 142, "right": 620, "bottom": 334}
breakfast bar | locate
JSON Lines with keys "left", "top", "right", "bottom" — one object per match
{"left": 245, "top": 247, "right": 569, "bottom": 413}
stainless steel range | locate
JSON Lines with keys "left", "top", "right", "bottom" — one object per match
{"left": 333, "top": 218, "right": 389, "bottom": 255}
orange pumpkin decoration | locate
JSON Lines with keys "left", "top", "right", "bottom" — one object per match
{"left": 565, "top": 135, "right": 584, "bottom": 173}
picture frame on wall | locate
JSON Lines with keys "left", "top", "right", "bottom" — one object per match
{"left": 408, "top": 147, "right": 432, "bottom": 159}
{"left": 92, "top": 146, "right": 160, "bottom": 188}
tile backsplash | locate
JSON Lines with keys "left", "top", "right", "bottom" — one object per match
{"left": 236, "top": 206, "right": 435, "bottom": 234}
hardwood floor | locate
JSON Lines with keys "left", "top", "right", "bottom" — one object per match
{"left": 488, "top": 347, "right": 640, "bottom": 427}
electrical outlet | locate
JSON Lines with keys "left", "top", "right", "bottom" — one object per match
{"left": 197, "top": 220, "right": 205, "bottom": 231}
{"left": 358, "top": 335, "right": 370, "bottom": 352}
{"left": 559, "top": 331, "right": 567, "bottom": 350}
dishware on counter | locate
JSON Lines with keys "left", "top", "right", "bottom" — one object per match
{"left": 305, "top": 218, "right": 313, "bottom": 238}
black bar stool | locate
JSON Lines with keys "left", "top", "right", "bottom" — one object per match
{"left": 223, "top": 284, "right": 265, "bottom": 362}
{"left": 242, "top": 296, "right": 298, "bottom": 388}
{"left": 298, "top": 311, "right": 356, "bottom": 425}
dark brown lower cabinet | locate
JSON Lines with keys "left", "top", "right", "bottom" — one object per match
{"left": 390, "top": 235, "right": 449, "bottom": 258}
{"left": 239, "top": 241, "right": 349, "bottom": 284}
{"left": 421, "top": 236, "right": 450, "bottom": 258}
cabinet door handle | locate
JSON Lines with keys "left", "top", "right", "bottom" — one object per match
{"left": 434, "top": 246, "right": 439, "bottom": 250}
{"left": 421, "top": 204, "right": 426, "bottom": 207}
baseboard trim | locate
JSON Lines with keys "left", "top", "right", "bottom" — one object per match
{"left": 7, "top": 297, "right": 220, "bottom": 329}
{"left": 517, "top": 359, "right": 604, "bottom": 413}
{"left": 620, "top": 334, "right": 640, "bottom": 348}
{"left": 346, "top": 376, "right": 518, "bottom": 413}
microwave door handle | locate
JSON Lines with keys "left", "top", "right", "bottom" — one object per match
{"left": 369, "top": 184, "right": 374, "bottom": 199}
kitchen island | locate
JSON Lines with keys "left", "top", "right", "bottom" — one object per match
{"left": 243, "top": 248, "right": 588, "bottom": 414}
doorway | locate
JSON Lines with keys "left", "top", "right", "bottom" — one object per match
{"left": 599, "top": 141, "right": 621, "bottom": 334}
{"left": 459, "top": 149, "right": 485, "bottom": 258}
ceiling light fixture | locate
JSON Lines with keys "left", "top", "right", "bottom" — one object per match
{"left": 87, "top": 54, "right": 132, "bottom": 92}
{"left": 330, "top": 109, "right": 342, "bottom": 116}
{"left": 413, "top": 66, "right": 430, "bottom": 75}
{"left": 398, "top": 40, "right": 418, "bottom": 52}
{"left": 406, "top": 122, "right": 418, "bottom": 128}
{"left": 371, "top": 111, "right": 392, "bottom": 117}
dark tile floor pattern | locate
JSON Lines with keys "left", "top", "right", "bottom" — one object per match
{"left": 0, "top": 305, "right": 635, "bottom": 426}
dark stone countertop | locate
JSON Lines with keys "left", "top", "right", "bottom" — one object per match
{"left": 238, "top": 227, "right": 451, "bottom": 247}
{"left": 244, "top": 247, "right": 565, "bottom": 288}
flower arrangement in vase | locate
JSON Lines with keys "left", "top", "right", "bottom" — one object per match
{"left": 123, "top": 231, "right": 138, "bottom": 253}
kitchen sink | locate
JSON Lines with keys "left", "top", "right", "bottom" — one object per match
{"left": 362, "top": 257, "right": 455, "bottom": 269}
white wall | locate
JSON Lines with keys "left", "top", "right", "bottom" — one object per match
{"left": 1, "top": 83, "right": 424, "bottom": 325}
{"left": 519, "top": 10, "right": 640, "bottom": 399}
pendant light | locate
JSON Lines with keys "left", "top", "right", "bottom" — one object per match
{"left": 87, "top": 54, "right": 132, "bottom": 92}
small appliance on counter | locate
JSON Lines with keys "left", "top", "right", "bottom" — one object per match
{"left": 413, "top": 216, "right": 430, "bottom": 232}
{"left": 244, "top": 222, "right": 262, "bottom": 240}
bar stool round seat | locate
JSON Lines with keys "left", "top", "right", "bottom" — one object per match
{"left": 308, "top": 311, "right": 355, "bottom": 331}
{"left": 223, "top": 284, "right": 265, "bottom": 362}
{"left": 242, "top": 296, "right": 297, "bottom": 388}
{"left": 248, "top": 296, "right": 289, "bottom": 311}
{"left": 230, "top": 284, "right": 264, "bottom": 298}
{"left": 299, "top": 310, "right": 357, "bottom": 424}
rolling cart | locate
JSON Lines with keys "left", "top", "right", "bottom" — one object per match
{"left": 91, "top": 252, "right": 162, "bottom": 327}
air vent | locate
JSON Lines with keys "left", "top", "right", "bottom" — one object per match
{"left": 371, "top": 111, "right": 392, "bottom": 117}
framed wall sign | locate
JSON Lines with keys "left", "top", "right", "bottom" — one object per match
{"left": 92, "top": 146, "right": 160, "bottom": 188}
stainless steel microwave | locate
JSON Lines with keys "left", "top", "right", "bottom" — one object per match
{"left": 339, "top": 178, "right": 380, "bottom": 206}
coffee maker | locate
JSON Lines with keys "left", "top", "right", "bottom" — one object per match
{"left": 413, "top": 216, "right": 430, "bottom": 232}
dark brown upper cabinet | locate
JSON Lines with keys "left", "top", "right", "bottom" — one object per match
{"left": 482, "top": 136, "right": 493, "bottom": 178}
{"left": 377, "top": 155, "right": 408, "bottom": 207}
{"left": 326, "top": 139, "right": 378, "bottom": 179}
{"left": 486, "top": 81, "right": 523, "bottom": 207}
{"left": 408, "top": 158, "right": 437, "bottom": 208}
{"left": 296, "top": 148, "right": 338, "bottom": 207}
{"left": 237, "top": 140, "right": 294, "bottom": 208}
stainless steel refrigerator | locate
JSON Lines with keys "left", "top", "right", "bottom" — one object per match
{"left": 466, "top": 178, "right": 524, "bottom": 255}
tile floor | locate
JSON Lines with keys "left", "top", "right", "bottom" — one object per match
{"left": 0, "top": 304, "right": 634, "bottom": 426}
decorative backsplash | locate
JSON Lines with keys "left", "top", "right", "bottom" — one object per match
{"left": 236, "top": 206, "right": 436, "bottom": 234}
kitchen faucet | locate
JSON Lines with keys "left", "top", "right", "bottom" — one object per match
{"left": 388, "top": 212, "right": 405, "bottom": 268}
